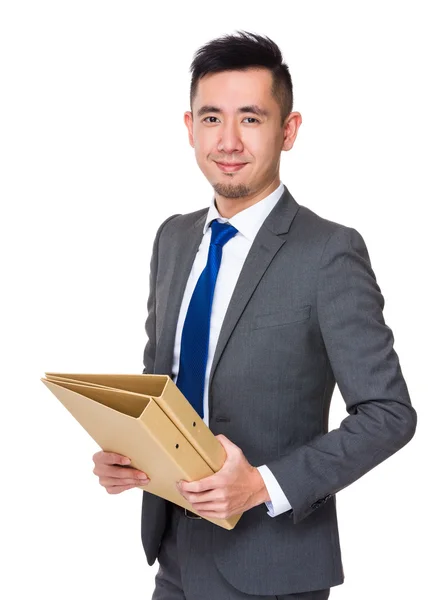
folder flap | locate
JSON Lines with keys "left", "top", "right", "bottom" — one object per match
{"left": 45, "top": 373, "right": 168, "bottom": 397}
{"left": 44, "top": 374, "right": 115, "bottom": 391}
{"left": 41, "top": 377, "right": 150, "bottom": 418}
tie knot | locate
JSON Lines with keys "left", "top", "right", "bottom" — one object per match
{"left": 210, "top": 220, "right": 238, "bottom": 248}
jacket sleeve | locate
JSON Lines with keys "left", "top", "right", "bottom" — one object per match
{"left": 142, "top": 214, "right": 181, "bottom": 375}
{"left": 265, "top": 225, "right": 417, "bottom": 525}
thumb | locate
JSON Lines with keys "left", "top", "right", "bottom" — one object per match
{"left": 216, "top": 433, "right": 238, "bottom": 453}
{"left": 215, "top": 433, "right": 231, "bottom": 446}
{"left": 215, "top": 434, "right": 234, "bottom": 466}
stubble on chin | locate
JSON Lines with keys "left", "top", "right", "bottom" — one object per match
{"left": 212, "top": 181, "right": 252, "bottom": 199}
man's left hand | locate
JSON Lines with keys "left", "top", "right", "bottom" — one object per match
{"left": 176, "top": 434, "right": 270, "bottom": 519}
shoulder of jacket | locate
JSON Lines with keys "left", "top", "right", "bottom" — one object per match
{"left": 297, "top": 204, "right": 362, "bottom": 242}
{"left": 158, "top": 207, "right": 208, "bottom": 236}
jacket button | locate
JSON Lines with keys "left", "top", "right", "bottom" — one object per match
{"left": 311, "top": 494, "right": 332, "bottom": 509}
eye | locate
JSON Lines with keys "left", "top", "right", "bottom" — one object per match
{"left": 202, "top": 116, "right": 260, "bottom": 124}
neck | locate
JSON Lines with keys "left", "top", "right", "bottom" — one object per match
{"left": 214, "top": 176, "right": 281, "bottom": 219}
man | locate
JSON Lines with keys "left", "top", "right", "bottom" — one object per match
{"left": 92, "top": 31, "right": 417, "bottom": 599}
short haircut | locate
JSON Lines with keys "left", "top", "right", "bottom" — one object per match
{"left": 189, "top": 30, "right": 293, "bottom": 126}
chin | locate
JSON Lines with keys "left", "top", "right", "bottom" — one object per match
{"left": 212, "top": 181, "right": 252, "bottom": 199}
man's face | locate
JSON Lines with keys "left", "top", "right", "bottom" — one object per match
{"left": 184, "top": 68, "right": 300, "bottom": 201}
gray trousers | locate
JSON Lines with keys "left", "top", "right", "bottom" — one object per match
{"left": 152, "top": 504, "right": 331, "bottom": 600}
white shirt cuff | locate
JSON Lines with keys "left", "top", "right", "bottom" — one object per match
{"left": 256, "top": 464, "right": 292, "bottom": 517}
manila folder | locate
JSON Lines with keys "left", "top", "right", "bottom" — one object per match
{"left": 41, "top": 372, "right": 242, "bottom": 530}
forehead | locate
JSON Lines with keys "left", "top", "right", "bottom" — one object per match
{"left": 193, "top": 68, "right": 277, "bottom": 111}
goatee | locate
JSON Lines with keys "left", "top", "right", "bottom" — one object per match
{"left": 212, "top": 182, "right": 252, "bottom": 199}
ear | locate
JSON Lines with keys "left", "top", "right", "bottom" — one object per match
{"left": 184, "top": 111, "right": 195, "bottom": 148}
{"left": 282, "top": 111, "right": 302, "bottom": 151}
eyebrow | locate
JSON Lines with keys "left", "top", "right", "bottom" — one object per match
{"left": 196, "top": 104, "right": 270, "bottom": 118}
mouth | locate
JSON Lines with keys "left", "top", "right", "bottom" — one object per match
{"left": 215, "top": 161, "right": 248, "bottom": 173}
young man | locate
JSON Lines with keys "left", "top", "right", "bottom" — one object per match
{"left": 92, "top": 31, "right": 417, "bottom": 599}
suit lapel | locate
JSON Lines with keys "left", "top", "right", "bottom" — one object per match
{"left": 154, "top": 186, "right": 301, "bottom": 391}
{"left": 154, "top": 212, "right": 207, "bottom": 375}
{"left": 207, "top": 186, "right": 300, "bottom": 396}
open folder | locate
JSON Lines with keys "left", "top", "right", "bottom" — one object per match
{"left": 41, "top": 372, "right": 242, "bottom": 530}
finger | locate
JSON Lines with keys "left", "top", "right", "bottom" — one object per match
{"left": 93, "top": 451, "right": 131, "bottom": 466}
{"left": 191, "top": 501, "right": 227, "bottom": 511}
{"left": 106, "top": 484, "right": 139, "bottom": 494}
{"left": 100, "top": 476, "right": 150, "bottom": 487}
{"left": 180, "top": 476, "right": 218, "bottom": 493}
{"left": 94, "top": 464, "right": 148, "bottom": 480}
{"left": 184, "top": 491, "right": 222, "bottom": 504}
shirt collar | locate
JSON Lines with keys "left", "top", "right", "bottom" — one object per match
{"left": 202, "top": 181, "right": 285, "bottom": 243}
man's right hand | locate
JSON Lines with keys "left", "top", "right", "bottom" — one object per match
{"left": 92, "top": 451, "right": 150, "bottom": 494}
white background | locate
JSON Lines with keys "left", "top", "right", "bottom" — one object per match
{"left": 1, "top": 1, "right": 440, "bottom": 598}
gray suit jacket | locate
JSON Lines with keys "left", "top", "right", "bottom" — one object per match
{"left": 140, "top": 185, "right": 417, "bottom": 596}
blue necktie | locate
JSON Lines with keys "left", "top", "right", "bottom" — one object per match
{"left": 176, "top": 219, "right": 238, "bottom": 418}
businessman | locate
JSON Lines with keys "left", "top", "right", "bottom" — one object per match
{"left": 92, "top": 31, "right": 417, "bottom": 599}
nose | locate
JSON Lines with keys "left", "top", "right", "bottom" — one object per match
{"left": 217, "top": 120, "right": 244, "bottom": 155}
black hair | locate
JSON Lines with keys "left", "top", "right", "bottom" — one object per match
{"left": 189, "top": 30, "right": 293, "bottom": 126}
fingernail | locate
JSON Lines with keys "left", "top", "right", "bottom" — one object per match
{"left": 138, "top": 473, "right": 148, "bottom": 479}
{"left": 122, "top": 457, "right": 131, "bottom": 465}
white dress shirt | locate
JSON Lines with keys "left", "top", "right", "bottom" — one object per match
{"left": 171, "top": 181, "right": 292, "bottom": 517}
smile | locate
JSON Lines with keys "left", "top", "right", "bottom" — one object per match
{"left": 215, "top": 162, "right": 247, "bottom": 173}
